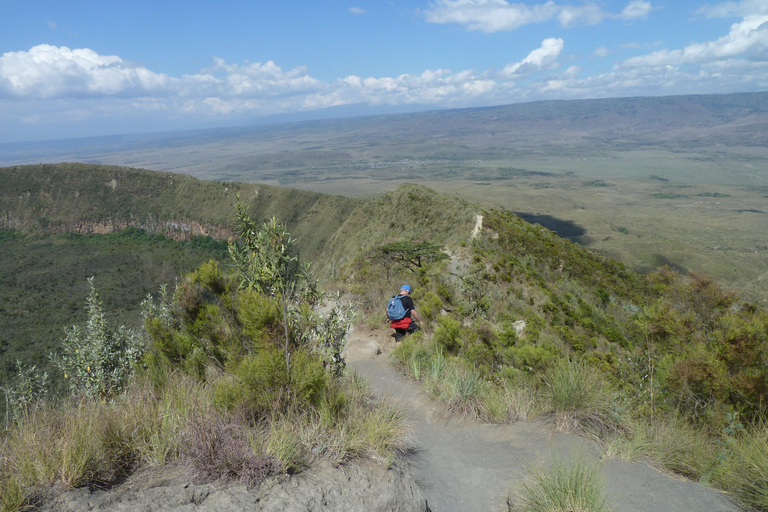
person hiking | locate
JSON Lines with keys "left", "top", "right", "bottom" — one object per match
{"left": 387, "top": 285, "right": 422, "bottom": 341}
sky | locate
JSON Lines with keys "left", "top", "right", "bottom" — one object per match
{"left": 1, "top": 0, "right": 767, "bottom": 143}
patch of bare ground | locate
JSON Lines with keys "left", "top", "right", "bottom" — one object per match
{"left": 37, "top": 458, "right": 427, "bottom": 512}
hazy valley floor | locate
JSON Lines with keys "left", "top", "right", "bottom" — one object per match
{"left": 345, "top": 325, "right": 742, "bottom": 512}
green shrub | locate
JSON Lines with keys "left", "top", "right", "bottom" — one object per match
{"left": 419, "top": 291, "right": 444, "bottom": 323}
{"left": 191, "top": 259, "right": 227, "bottom": 295}
{"left": 434, "top": 315, "right": 461, "bottom": 353}
{"left": 215, "top": 347, "right": 327, "bottom": 419}
{"left": 237, "top": 290, "right": 282, "bottom": 346}
{"left": 665, "top": 342, "right": 729, "bottom": 418}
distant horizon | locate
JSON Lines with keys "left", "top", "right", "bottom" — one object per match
{"left": 2, "top": 89, "right": 766, "bottom": 147}
{"left": 3, "top": 0, "right": 767, "bottom": 143}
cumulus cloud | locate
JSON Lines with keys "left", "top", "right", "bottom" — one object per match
{"left": 422, "top": 0, "right": 652, "bottom": 31}
{"left": 501, "top": 38, "right": 564, "bottom": 78}
{"left": 0, "top": 44, "right": 510, "bottom": 122}
{"left": 4, "top": 7, "right": 768, "bottom": 144}
{"left": 619, "top": 14, "right": 768, "bottom": 68}
{"left": 0, "top": 45, "right": 171, "bottom": 99}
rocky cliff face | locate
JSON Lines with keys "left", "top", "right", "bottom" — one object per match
{"left": 0, "top": 214, "right": 233, "bottom": 241}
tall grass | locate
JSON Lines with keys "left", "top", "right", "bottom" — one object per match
{"left": 604, "top": 414, "right": 717, "bottom": 480}
{"left": 718, "top": 421, "right": 768, "bottom": 511}
{"left": 513, "top": 455, "right": 609, "bottom": 512}
{"left": 542, "top": 359, "right": 622, "bottom": 438}
{"left": 0, "top": 370, "right": 411, "bottom": 512}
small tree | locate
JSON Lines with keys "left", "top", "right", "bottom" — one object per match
{"left": 50, "top": 277, "right": 145, "bottom": 399}
{"left": 375, "top": 240, "right": 449, "bottom": 273}
{"left": 228, "top": 199, "right": 318, "bottom": 371}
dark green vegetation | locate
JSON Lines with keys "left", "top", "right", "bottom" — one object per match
{"left": 0, "top": 228, "right": 227, "bottom": 390}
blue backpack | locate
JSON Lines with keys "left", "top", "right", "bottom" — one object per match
{"left": 387, "top": 295, "right": 408, "bottom": 321}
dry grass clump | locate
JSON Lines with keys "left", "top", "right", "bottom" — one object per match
{"left": 0, "top": 370, "right": 411, "bottom": 512}
{"left": 541, "top": 358, "right": 625, "bottom": 439}
{"left": 186, "top": 411, "right": 276, "bottom": 485}
{"left": 713, "top": 420, "right": 768, "bottom": 511}
{"left": 511, "top": 454, "right": 609, "bottom": 512}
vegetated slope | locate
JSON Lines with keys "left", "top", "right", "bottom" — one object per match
{"left": 0, "top": 163, "right": 359, "bottom": 263}
{"left": 0, "top": 228, "right": 229, "bottom": 392}
{"left": 334, "top": 185, "right": 767, "bottom": 507}
{"left": 329, "top": 184, "right": 766, "bottom": 422}
{"left": 2, "top": 164, "right": 766, "bottom": 509}
{"left": 0, "top": 163, "right": 359, "bottom": 392}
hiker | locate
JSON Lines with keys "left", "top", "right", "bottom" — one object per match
{"left": 387, "top": 285, "right": 422, "bottom": 341}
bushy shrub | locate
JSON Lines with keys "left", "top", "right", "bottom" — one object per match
{"left": 433, "top": 315, "right": 461, "bottom": 353}
{"left": 215, "top": 347, "right": 327, "bottom": 419}
{"left": 191, "top": 259, "right": 227, "bottom": 296}
{"left": 50, "top": 278, "right": 144, "bottom": 400}
{"left": 418, "top": 291, "right": 444, "bottom": 323}
{"left": 665, "top": 342, "right": 729, "bottom": 419}
{"left": 237, "top": 289, "right": 281, "bottom": 345}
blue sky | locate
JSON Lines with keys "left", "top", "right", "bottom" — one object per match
{"left": 1, "top": 0, "right": 767, "bottom": 142}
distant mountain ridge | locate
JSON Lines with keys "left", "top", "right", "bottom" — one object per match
{"left": 2, "top": 91, "right": 767, "bottom": 171}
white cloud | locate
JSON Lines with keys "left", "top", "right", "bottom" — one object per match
{"left": 4, "top": 8, "right": 768, "bottom": 144}
{"left": 619, "top": 0, "right": 652, "bottom": 20}
{"left": 46, "top": 20, "right": 57, "bottom": 29}
{"left": 422, "top": 0, "right": 652, "bottom": 31}
{"left": 619, "top": 14, "right": 768, "bottom": 68}
{"left": 0, "top": 45, "right": 171, "bottom": 99}
{"left": 696, "top": 0, "right": 768, "bottom": 18}
{"left": 562, "top": 65, "right": 581, "bottom": 78}
{"left": 349, "top": 6, "right": 366, "bottom": 15}
{"left": 557, "top": 3, "right": 604, "bottom": 27}
{"left": 501, "top": 38, "right": 564, "bottom": 78}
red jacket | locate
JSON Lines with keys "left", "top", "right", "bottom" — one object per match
{"left": 390, "top": 317, "right": 411, "bottom": 329}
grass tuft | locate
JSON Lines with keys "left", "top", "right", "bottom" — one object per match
{"left": 512, "top": 455, "right": 609, "bottom": 512}
{"left": 542, "top": 359, "right": 621, "bottom": 438}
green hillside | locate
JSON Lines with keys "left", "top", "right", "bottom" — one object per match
{"left": 0, "top": 163, "right": 358, "bottom": 389}
{"left": 0, "top": 163, "right": 359, "bottom": 263}
{"left": 1, "top": 163, "right": 767, "bottom": 511}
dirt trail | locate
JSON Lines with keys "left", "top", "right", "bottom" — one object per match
{"left": 344, "top": 325, "right": 741, "bottom": 512}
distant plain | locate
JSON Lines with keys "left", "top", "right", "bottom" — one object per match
{"left": 3, "top": 93, "right": 767, "bottom": 302}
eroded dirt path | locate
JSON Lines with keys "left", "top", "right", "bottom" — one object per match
{"left": 344, "top": 325, "right": 741, "bottom": 512}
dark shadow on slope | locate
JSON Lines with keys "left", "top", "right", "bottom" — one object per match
{"left": 632, "top": 253, "right": 689, "bottom": 275}
{"left": 514, "top": 212, "right": 588, "bottom": 241}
